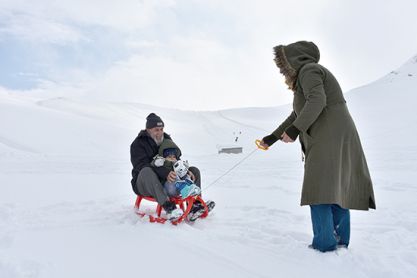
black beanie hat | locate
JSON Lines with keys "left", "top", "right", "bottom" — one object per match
{"left": 146, "top": 113, "right": 164, "bottom": 129}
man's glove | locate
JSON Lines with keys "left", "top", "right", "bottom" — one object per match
{"left": 262, "top": 134, "right": 279, "bottom": 147}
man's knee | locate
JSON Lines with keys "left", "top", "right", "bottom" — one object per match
{"left": 138, "top": 167, "right": 158, "bottom": 180}
{"left": 189, "top": 166, "right": 201, "bottom": 187}
{"left": 136, "top": 167, "right": 168, "bottom": 204}
{"left": 189, "top": 166, "right": 200, "bottom": 176}
{"left": 137, "top": 167, "right": 160, "bottom": 192}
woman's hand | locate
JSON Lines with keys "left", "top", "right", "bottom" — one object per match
{"left": 259, "top": 140, "right": 270, "bottom": 148}
{"left": 281, "top": 132, "right": 295, "bottom": 143}
{"left": 262, "top": 134, "right": 278, "bottom": 147}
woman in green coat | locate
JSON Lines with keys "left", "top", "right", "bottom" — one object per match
{"left": 260, "top": 41, "right": 376, "bottom": 252}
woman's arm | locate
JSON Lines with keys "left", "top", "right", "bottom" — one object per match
{"left": 292, "top": 64, "right": 327, "bottom": 133}
{"left": 262, "top": 111, "right": 297, "bottom": 146}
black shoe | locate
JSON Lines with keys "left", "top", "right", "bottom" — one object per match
{"left": 190, "top": 200, "right": 204, "bottom": 213}
{"left": 205, "top": 200, "right": 215, "bottom": 212}
{"left": 162, "top": 200, "right": 176, "bottom": 212}
{"left": 162, "top": 200, "right": 183, "bottom": 221}
{"left": 187, "top": 200, "right": 215, "bottom": 222}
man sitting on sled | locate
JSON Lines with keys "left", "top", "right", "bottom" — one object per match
{"left": 130, "top": 113, "right": 214, "bottom": 222}
{"left": 151, "top": 139, "right": 201, "bottom": 199}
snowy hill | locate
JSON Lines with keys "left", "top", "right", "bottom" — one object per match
{"left": 1, "top": 56, "right": 417, "bottom": 278}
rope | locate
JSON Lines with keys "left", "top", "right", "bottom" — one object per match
{"left": 203, "top": 147, "right": 259, "bottom": 192}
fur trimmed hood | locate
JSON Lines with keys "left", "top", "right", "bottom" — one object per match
{"left": 273, "top": 41, "right": 320, "bottom": 90}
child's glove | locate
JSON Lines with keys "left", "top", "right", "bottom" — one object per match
{"left": 152, "top": 155, "right": 165, "bottom": 167}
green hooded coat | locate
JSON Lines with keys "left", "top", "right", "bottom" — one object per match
{"left": 272, "top": 41, "right": 375, "bottom": 210}
{"left": 151, "top": 139, "right": 182, "bottom": 171}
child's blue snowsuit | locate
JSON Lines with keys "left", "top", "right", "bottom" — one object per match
{"left": 164, "top": 176, "right": 198, "bottom": 198}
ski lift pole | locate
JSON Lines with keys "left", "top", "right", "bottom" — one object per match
{"left": 203, "top": 139, "right": 269, "bottom": 191}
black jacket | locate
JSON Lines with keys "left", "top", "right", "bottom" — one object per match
{"left": 130, "top": 130, "right": 172, "bottom": 194}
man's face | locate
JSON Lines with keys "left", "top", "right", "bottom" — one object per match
{"left": 147, "top": 127, "right": 164, "bottom": 145}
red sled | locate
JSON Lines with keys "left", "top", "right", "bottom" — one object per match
{"left": 134, "top": 195, "right": 209, "bottom": 225}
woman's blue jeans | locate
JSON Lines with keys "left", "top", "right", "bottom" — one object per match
{"left": 310, "top": 204, "right": 350, "bottom": 252}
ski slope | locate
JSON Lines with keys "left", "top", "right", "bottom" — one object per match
{"left": 1, "top": 55, "right": 417, "bottom": 277}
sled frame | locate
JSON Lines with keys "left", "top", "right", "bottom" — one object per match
{"left": 134, "top": 195, "right": 209, "bottom": 225}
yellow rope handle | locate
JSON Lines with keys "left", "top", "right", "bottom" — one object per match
{"left": 255, "top": 139, "right": 269, "bottom": 151}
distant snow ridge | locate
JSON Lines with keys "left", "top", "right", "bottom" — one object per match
{"left": 377, "top": 52, "right": 417, "bottom": 84}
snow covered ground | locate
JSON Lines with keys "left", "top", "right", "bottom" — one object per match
{"left": 1, "top": 55, "right": 417, "bottom": 278}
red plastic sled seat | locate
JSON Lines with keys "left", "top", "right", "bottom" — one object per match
{"left": 134, "top": 195, "right": 209, "bottom": 224}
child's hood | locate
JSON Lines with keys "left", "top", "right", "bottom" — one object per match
{"left": 158, "top": 139, "right": 182, "bottom": 158}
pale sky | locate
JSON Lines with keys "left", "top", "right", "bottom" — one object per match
{"left": 1, "top": 0, "right": 417, "bottom": 110}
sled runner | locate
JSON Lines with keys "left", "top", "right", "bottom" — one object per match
{"left": 134, "top": 195, "right": 210, "bottom": 225}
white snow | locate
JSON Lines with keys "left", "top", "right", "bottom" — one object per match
{"left": 1, "top": 56, "right": 417, "bottom": 278}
